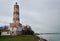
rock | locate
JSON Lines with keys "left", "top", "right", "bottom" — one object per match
{"left": 39, "top": 38, "right": 47, "bottom": 41}
{"left": 35, "top": 35, "right": 47, "bottom": 41}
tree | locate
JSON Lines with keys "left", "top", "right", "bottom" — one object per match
{"left": 0, "top": 30, "right": 1, "bottom": 36}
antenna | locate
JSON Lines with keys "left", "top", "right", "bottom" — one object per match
{"left": 16, "top": 2, "right": 17, "bottom": 5}
{"left": 15, "top": 0, "right": 19, "bottom": 5}
{"left": 15, "top": 0, "right": 22, "bottom": 4}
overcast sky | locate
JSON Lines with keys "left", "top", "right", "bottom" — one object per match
{"left": 0, "top": 0, "right": 60, "bottom": 33}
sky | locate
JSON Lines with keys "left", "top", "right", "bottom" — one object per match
{"left": 0, "top": 0, "right": 60, "bottom": 33}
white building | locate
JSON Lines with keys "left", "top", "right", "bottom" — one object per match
{"left": 1, "top": 30, "right": 10, "bottom": 36}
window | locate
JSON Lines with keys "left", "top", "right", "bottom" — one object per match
{"left": 7, "top": 31, "right": 9, "bottom": 34}
{"left": 12, "top": 31, "right": 14, "bottom": 34}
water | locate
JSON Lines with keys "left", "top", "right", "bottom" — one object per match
{"left": 38, "top": 34, "right": 60, "bottom": 41}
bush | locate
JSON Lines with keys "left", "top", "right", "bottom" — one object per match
{"left": 22, "top": 30, "right": 34, "bottom": 35}
{"left": 0, "top": 30, "right": 1, "bottom": 36}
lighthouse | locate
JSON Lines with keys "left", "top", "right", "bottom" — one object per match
{"left": 13, "top": 2, "right": 20, "bottom": 23}
{"left": 10, "top": 2, "right": 22, "bottom": 35}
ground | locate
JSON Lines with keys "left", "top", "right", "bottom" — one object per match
{"left": 0, "top": 35, "right": 38, "bottom": 41}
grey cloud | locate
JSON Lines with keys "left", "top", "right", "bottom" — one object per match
{"left": 0, "top": 0, "right": 60, "bottom": 33}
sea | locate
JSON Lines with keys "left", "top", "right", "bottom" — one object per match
{"left": 38, "top": 34, "right": 60, "bottom": 41}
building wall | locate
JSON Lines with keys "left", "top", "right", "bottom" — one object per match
{"left": 17, "top": 27, "right": 22, "bottom": 31}
{"left": 10, "top": 27, "right": 17, "bottom": 35}
{"left": 10, "top": 27, "right": 22, "bottom": 35}
{"left": 10, "top": 27, "right": 17, "bottom": 31}
{"left": 1, "top": 31, "right": 10, "bottom": 36}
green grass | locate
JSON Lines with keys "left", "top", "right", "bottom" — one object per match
{"left": 0, "top": 35, "right": 38, "bottom": 41}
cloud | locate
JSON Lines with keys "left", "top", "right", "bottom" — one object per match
{"left": 20, "top": 0, "right": 60, "bottom": 33}
{"left": 0, "top": 0, "right": 60, "bottom": 33}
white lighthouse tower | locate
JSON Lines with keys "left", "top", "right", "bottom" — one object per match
{"left": 10, "top": 2, "right": 22, "bottom": 35}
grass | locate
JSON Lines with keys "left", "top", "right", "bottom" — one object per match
{"left": 0, "top": 35, "right": 38, "bottom": 41}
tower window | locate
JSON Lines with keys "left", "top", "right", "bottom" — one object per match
{"left": 12, "top": 31, "right": 14, "bottom": 34}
